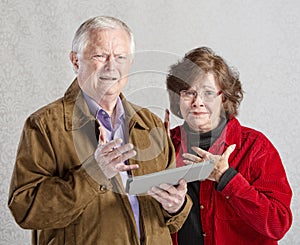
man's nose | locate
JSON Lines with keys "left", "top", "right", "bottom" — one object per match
{"left": 104, "top": 55, "right": 116, "bottom": 70}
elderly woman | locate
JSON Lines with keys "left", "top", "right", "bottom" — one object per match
{"left": 165, "top": 47, "right": 292, "bottom": 245}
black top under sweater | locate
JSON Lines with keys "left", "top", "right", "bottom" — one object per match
{"left": 177, "top": 118, "right": 227, "bottom": 245}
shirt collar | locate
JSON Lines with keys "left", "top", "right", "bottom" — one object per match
{"left": 82, "top": 92, "right": 125, "bottom": 122}
{"left": 82, "top": 92, "right": 99, "bottom": 118}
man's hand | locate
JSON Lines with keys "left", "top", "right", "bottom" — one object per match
{"left": 94, "top": 126, "right": 138, "bottom": 179}
{"left": 148, "top": 179, "right": 187, "bottom": 213}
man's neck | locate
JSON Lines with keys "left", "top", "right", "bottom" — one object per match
{"left": 98, "top": 95, "right": 119, "bottom": 126}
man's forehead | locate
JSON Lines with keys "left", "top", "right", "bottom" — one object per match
{"left": 88, "top": 28, "right": 130, "bottom": 42}
{"left": 86, "top": 29, "right": 131, "bottom": 52}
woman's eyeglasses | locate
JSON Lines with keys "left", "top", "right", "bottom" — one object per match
{"left": 180, "top": 89, "right": 222, "bottom": 102}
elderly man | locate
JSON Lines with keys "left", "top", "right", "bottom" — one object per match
{"left": 8, "top": 16, "right": 191, "bottom": 244}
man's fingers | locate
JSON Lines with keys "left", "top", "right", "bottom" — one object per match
{"left": 160, "top": 179, "right": 187, "bottom": 195}
{"left": 98, "top": 125, "right": 107, "bottom": 145}
{"left": 100, "top": 138, "right": 133, "bottom": 154}
{"left": 102, "top": 147, "right": 136, "bottom": 167}
{"left": 148, "top": 179, "right": 187, "bottom": 213}
{"left": 115, "top": 148, "right": 137, "bottom": 163}
{"left": 177, "top": 179, "right": 187, "bottom": 191}
{"left": 98, "top": 138, "right": 123, "bottom": 154}
{"left": 108, "top": 143, "right": 135, "bottom": 159}
{"left": 115, "top": 162, "right": 139, "bottom": 172}
{"left": 159, "top": 183, "right": 176, "bottom": 194}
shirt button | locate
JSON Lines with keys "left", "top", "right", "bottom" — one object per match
{"left": 200, "top": 205, "right": 205, "bottom": 210}
{"left": 225, "top": 196, "right": 230, "bottom": 199}
{"left": 202, "top": 233, "right": 206, "bottom": 237}
{"left": 99, "top": 185, "right": 107, "bottom": 191}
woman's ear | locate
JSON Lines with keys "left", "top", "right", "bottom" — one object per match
{"left": 69, "top": 51, "right": 79, "bottom": 73}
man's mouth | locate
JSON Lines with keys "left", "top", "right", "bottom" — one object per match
{"left": 99, "top": 76, "right": 118, "bottom": 81}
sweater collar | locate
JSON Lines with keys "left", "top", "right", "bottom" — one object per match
{"left": 172, "top": 116, "right": 242, "bottom": 154}
{"left": 183, "top": 116, "right": 227, "bottom": 152}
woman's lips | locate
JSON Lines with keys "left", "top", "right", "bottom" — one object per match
{"left": 190, "top": 111, "right": 208, "bottom": 116}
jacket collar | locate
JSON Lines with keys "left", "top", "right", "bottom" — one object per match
{"left": 120, "top": 93, "right": 149, "bottom": 131}
{"left": 63, "top": 79, "right": 94, "bottom": 131}
{"left": 214, "top": 116, "right": 242, "bottom": 150}
{"left": 63, "top": 79, "right": 149, "bottom": 132}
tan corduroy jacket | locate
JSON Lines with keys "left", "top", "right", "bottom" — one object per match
{"left": 8, "top": 79, "right": 192, "bottom": 245}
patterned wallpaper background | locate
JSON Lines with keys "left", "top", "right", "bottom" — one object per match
{"left": 1, "top": 0, "right": 299, "bottom": 244}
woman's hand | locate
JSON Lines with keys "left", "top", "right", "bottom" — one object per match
{"left": 182, "top": 144, "right": 236, "bottom": 182}
{"left": 164, "top": 108, "right": 170, "bottom": 137}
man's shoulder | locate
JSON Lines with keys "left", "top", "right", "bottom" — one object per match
{"left": 28, "top": 97, "right": 64, "bottom": 123}
{"left": 28, "top": 80, "right": 79, "bottom": 122}
{"left": 124, "top": 100, "right": 163, "bottom": 127}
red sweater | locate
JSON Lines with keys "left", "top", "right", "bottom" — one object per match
{"left": 171, "top": 117, "right": 292, "bottom": 245}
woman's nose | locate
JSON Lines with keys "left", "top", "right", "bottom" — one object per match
{"left": 192, "top": 94, "right": 205, "bottom": 107}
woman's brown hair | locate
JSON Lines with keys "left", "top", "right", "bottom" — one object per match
{"left": 166, "top": 47, "right": 243, "bottom": 118}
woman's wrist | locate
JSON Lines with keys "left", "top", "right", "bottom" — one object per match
{"left": 215, "top": 169, "right": 227, "bottom": 183}
{"left": 215, "top": 167, "right": 238, "bottom": 191}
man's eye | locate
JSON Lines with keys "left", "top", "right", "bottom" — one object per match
{"left": 93, "top": 54, "right": 107, "bottom": 60}
{"left": 204, "top": 91, "right": 215, "bottom": 96}
{"left": 116, "top": 55, "right": 128, "bottom": 62}
{"left": 186, "top": 91, "right": 196, "bottom": 96}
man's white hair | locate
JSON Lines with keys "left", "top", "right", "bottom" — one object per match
{"left": 71, "top": 16, "right": 135, "bottom": 55}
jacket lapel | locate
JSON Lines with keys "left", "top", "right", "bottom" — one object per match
{"left": 63, "top": 79, "right": 98, "bottom": 164}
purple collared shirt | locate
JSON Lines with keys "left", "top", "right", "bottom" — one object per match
{"left": 82, "top": 92, "right": 140, "bottom": 237}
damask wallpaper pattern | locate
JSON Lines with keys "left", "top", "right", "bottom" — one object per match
{"left": 1, "top": 0, "right": 299, "bottom": 244}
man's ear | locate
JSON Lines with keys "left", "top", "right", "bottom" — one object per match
{"left": 70, "top": 51, "right": 79, "bottom": 72}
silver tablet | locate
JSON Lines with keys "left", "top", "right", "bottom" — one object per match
{"left": 125, "top": 160, "right": 214, "bottom": 195}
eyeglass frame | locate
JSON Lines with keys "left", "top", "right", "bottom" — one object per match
{"left": 179, "top": 89, "right": 222, "bottom": 102}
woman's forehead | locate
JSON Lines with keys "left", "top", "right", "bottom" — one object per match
{"left": 190, "top": 72, "right": 218, "bottom": 89}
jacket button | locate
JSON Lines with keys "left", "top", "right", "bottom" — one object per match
{"left": 200, "top": 205, "right": 205, "bottom": 210}
{"left": 99, "top": 185, "right": 107, "bottom": 191}
{"left": 202, "top": 233, "right": 206, "bottom": 237}
{"left": 225, "top": 196, "right": 230, "bottom": 200}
